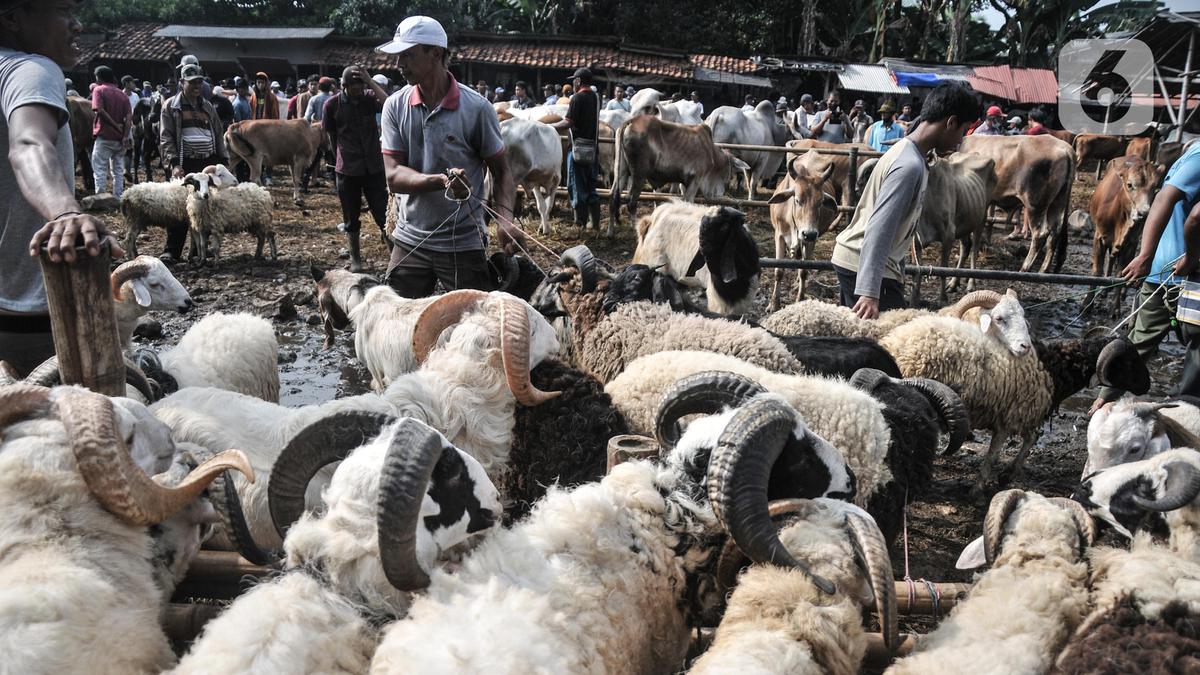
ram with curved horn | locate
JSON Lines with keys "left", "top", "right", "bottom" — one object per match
{"left": 109, "top": 255, "right": 194, "bottom": 350}
{"left": 0, "top": 384, "right": 253, "bottom": 673}
{"left": 23, "top": 353, "right": 159, "bottom": 403}
{"left": 888, "top": 490, "right": 1093, "bottom": 675}
{"left": 368, "top": 387, "right": 848, "bottom": 674}
{"left": 171, "top": 415, "right": 501, "bottom": 674}
{"left": 607, "top": 354, "right": 968, "bottom": 544}
{"left": 153, "top": 290, "right": 559, "bottom": 550}
{"left": 691, "top": 498, "right": 898, "bottom": 675}
{"left": 1085, "top": 398, "right": 1200, "bottom": 478}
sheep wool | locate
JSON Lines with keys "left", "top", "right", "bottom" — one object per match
{"left": 185, "top": 182, "right": 276, "bottom": 262}
{"left": 120, "top": 180, "right": 191, "bottom": 259}
{"left": 346, "top": 286, "right": 437, "bottom": 391}
{"left": 160, "top": 312, "right": 280, "bottom": 402}
{"left": 605, "top": 350, "right": 891, "bottom": 503}
{"left": 762, "top": 300, "right": 928, "bottom": 340}
{"left": 578, "top": 301, "right": 803, "bottom": 384}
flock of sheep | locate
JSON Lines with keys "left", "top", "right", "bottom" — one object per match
{"left": 2, "top": 158, "right": 1200, "bottom": 674}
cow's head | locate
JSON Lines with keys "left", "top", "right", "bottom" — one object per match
{"left": 768, "top": 150, "right": 838, "bottom": 256}
{"left": 1111, "top": 156, "right": 1161, "bottom": 254}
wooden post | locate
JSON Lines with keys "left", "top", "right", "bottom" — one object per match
{"left": 607, "top": 435, "right": 660, "bottom": 473}
{"left": 848, "top": 145, "right": 860, "bottom": 206}
{"left": 38, "top": 240, "right": 124, "bottom": 396}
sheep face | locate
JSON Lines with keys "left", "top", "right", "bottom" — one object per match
{"left": 201, "top": 163, "right": 238, "bottom": 187}
{"left": 1074, "top": 448, "right": 1200, "bottom": 539}
{"left": 979, "top": 291, "right": 1032, "bottom": 356}
{"left": 182, "top": 172, "right": 214, "bottom": 200}
{"left": 602, "top": 264, "right": 659, "bottom": 313}
{"left": 284, "top": 421, "right": 501, "bottom": 606}
{"left": 147, "top": 443, "right": 223, "bottom": 595}
{"left": 310, "top": 266, "right": 379, "bottom": 348}
{"left": 111, "top": 256, "right": 193, "bottom": 312}
{"left": 1085, "top": 401, "right": 1174, "bottom": 478}
{"left": 447, "top": 293, "right": 559, "bottom": 371}
{"left": 111, "top": 394, "right": 180, "bottom": 475}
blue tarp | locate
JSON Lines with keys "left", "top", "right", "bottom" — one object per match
{"left": 893, "top": 72, "right": 944, "bottom": 87}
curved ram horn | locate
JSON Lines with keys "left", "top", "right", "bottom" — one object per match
{"left": 902, "top": 377, "right": 971, "bottom": 455}
{"left": 57, "top": 388, "right": 253, "bottom": 525}
{"left": 411, "top": 290, "right": 488, "bottom": 366}
{"left": 653, "top": 371, "right": 768, "bottom": 449}
{"left": 1132, "top": 460, "right": 1200, "bottom": 513}
{"left": 707, "top": 396, "right": 836, "bottom": 595}
{"left": 983, "top": 489, "right": 1026, "bottom": 566}
{"left": 377, "top": 418, "right": 450, "bottom": 591}
{"left": 559, "top": 245, "right": 599, "bottom": 295}
{"left": 1047, "top": 497, "right": 1097, "bottom": 558}
{"left": 110, "top": 256, "right": 155, "bottom": 301}
{"left": 848, "top": 367, "right": 891, "bottom": 392}
{"left": 21, "top": 354, "right": 160, "bottom": 404}
{"left": 499, "top": 296, "right": 560, "bottom": 406}
{"left": 212, "top": 467, "right": 281, "bottom": 566}
{"left": 941, "top": 290, "right": 1002, "bottom": 319}
{"left": 714, "top": 498, "right": 812, "bottom": 595}
{"left": 0, "top": 383, "right": 52, "bottom": 430}
{"left": 843, "top": 506, "right": 899, "bottom": 653}
{"left": 0, "top": 360, "right": 18, "bottom": 386}
{"left": 267, "top": 410, "right": 396, "bottom": 539}
{"left": 23, "top": 355, "right": 61, "bottom": 387}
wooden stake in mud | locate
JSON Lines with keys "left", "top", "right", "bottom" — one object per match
{"left": 38, "top": 239, "right": 124, "bottom": 396}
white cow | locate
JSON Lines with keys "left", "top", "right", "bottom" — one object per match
{"left": 499, "top": 118, "right": 563, "bottom": 235}
{"left": 706, "top": 101, "right": 790, "bottom": 199}
{"left": 628, "top": 89, "right": 703, "bottom": 125}
{"left": 600, "top": 108, "right": 630, "bottom": 131}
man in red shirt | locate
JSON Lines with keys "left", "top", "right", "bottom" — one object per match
{"left": 90, "top": 64, "right": 130, "bottom": 197}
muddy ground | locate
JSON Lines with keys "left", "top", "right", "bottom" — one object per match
{"left": 102, "top": 168, "right": 1183, "bottom": 622}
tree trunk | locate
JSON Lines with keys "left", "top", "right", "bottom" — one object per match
{"left": 946, "top": 0, "right": 971, "bottom": 63}
{"left": 801, "top": 0, "right": 817, "bottom": 55}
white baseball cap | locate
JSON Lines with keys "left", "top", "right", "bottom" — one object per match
{"left": 377, "top": 16, "right": 448, "bottom": 54}
{"left": 372, "top": 74, "right": 389, "bottom": 86}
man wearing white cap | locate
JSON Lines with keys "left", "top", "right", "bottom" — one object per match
{"left": 377, "top": 15, "right": 519, "bottom": 298}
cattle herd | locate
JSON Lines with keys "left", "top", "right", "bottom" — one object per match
{"left": 5, "top": 86, "right": 1200, "bottom": 674}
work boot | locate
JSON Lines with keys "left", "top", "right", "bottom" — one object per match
{"left": 574, "top": 204, "right": 587, "bottom": 228}
{"left": 346, "top": 230, "right": 363, "bottom": 273}
{"left": 588, "top": 201, "right": 602, "bottom": 232}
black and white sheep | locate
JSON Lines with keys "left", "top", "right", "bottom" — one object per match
{"left": 368, "top": 389, "right": 853, "bottom": 673}
{"left": 1085, "top": 398, "right": 1200, "bottom": 478}
{"left": 170, "top": 413, "right": 500, "bottom": 673}
{"left": 152, "top": 290, "right": 560, "bottom": 553}
{"left": 606, "top": 359, "right": 968, "bottom": 544}
{"left": 0, "top": 384, "right": 252, "bottom": 673}
{"left": 886, "top": 490, "right": 1095, "bottom": 675}
{"left": 690, "top": 498, "right": 898, "bottom": 675}
{"left": 881, "top": 319, "right": 1150, "bottom": 487}
{"left": 632, "top": 202, "right": 760, "bottom": 315}
{"left": 183, "top": 172, "right": 276, "bottom": 265}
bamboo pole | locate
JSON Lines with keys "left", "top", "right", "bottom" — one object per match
{"left": 164, "top": 603, "right": 224, "bottom": 643}
{"left": 186, "top": 551, "right": 273, "bottom": 582}
{"left": 37, "top": 239, "right": 124, "bottom": 396}
{"left": 759, "top": 258, "right": 1124, "bottom": 287}
{"left": 895, "top": 581, "right": 970, "bottom": 615}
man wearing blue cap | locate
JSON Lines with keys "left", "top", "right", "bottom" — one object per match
{"left": 378, "top": 16, "right": 520, "bottom": 297}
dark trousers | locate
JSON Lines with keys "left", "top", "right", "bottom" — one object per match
{"left": 1099, "top": 283, "right": 1200, "bottom": 401}
{"left": 336, "top": 171, "right": 389, "bottom": 240}
{"left": 566, "top": 152, "right": 599, "bottom": 208}
{"left": 834, "top": 264, "right": 908, "bottom": 312}
{"left": 165, "top": 155, "right": 221, "bottom": 257}
{"left": 0, "top": 314, "right": 55, "bottom": 376}
{"left": 384, "top": 241, "right": 495, "bottom": 299}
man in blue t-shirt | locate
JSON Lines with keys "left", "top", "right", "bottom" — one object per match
{"left": 1093, "top": 142, "right": 1200, "bottom": 412}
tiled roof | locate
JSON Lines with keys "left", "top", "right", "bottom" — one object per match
{"left": 82, "top": 22, "right": 182, "bottom": 64}
{"left": 318, "top": 42, "right": 402, "bottom": 71}
{"left": 691, "top": 53, "right": 757, "bottom": 75}
{"left": 156, "top": 25, "right": 333, "bottom": 40}
{"left": 455, "top": 41, "right": 694, "bottom": 79}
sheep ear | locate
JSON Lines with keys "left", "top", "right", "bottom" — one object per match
{"left": 978, "top": 311, "right": 992, "bottom": 334}
{"left": 685, "top": 252, "right": 706, "bottom": 278}
{"left": 130, "top": 278, "right": 152, "bottom": 308}
{"left": 955, "top": 536, "right": 987, "bottom": 569}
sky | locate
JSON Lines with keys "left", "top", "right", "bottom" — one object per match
{"left": 976, "top": 0, "right": 1199, "bottom": 29}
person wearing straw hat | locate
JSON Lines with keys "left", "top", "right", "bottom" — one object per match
{"left": 377, "top": 15, "right": 520, "bottom": 298}
{"left": 864, "top": 101, "right": 905, "bottom": 153}
{"left": 1091, "top": 143, "right": 1200, "bottom": 413}
{"left": 3, "top": 0, "right": 125, "bottom": 374}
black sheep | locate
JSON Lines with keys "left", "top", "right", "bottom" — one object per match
{"left": 503, "top": 359, "right": 629, "bottom": 521}
{"left": 1056, "top": 597, "right": 1200, "bottom": 675}
{"left": 686, "top": 206, "right": 760, "bottom": 313}
{"left": 489, "top": 252, "right": 545, "bottom": 302}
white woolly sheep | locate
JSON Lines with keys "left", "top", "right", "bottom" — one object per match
{"left": 689, "top": 498, "right": 898, "bottom": 675}
{"left": 880, "top": 319, "right": 1150, "bottom": 487}
{"left": 120, "top": 164, "right": 237, "bottom": 258}
{"left": 310, "top": 265, "right": 437, "bottom": 390}
{"left": 632, "top": 202, "right": 760, "bottom": 315}
{"left": 170, "top": 414, "right": 500, "bottom": 674}
{"left": 183, "top": 173, "right": 276, "bottom": 266}
{"left": 885, "top": 490, "right": 1094, "bottom": 675}
{"left": 369, "top": 392, "right": 852, "bottom": 674}
{"left": 1085, "top": 398, "right": 1200, "bottom": 478}
{"left": 110, "top": 256, "right": 194, "bottom": 349}
{"left": 605, "top": 354, "right": 967, "bottom": 544}
{"left": 151, "top": 290, "right": 559, "bottom": 554}
{"left": 763, "top": 289, "right": 1033, "bottom": 357}
{"left": 147, "top": 312, "right": 281, "bottom": 403}
{"left": 0, "top": 384, "right": 252, "bottom": 674}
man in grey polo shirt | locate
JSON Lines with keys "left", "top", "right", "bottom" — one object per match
{"left": 378, "top": 15, "right": 519, "bottom": 298}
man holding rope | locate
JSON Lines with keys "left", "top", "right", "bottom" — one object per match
{"left": 378, "top": 15, "right": 520, "bottom": 298}
{"left": 1091, "top": 142, "right": 1200, "bottom": 414}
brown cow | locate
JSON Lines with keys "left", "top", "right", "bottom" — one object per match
{"left": 1074, "top": 133, "right": 1155, "bottom": 178}
{"left": 1089, "top": 155, "right": 1162, "bottom": 314}
{"left": 224, "top": 119, "right": 328, "bottom": 204}
{"left": 608, "top": 114, "right": 749, "bottom": 236}
{"left": 766, "top": 149, "right": 839, "bottom": 309}
{"left": 784, "top": 138, "right": 874, "bottom": 213}
{"left": 66, "top": 95, "right": 94, "bottom": 192}
{"left": 959, "top": 134, "right": 1075, "bottom": 273}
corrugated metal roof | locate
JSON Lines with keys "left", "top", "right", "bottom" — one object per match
{"left": 838, "top": 64, "right": 909, "bottom": 94}
{"left": 155, "top": 26, "right": 334, "bottom": 40}
{"left": 968, "top": 65, "right": 1058, "bottom": 104}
